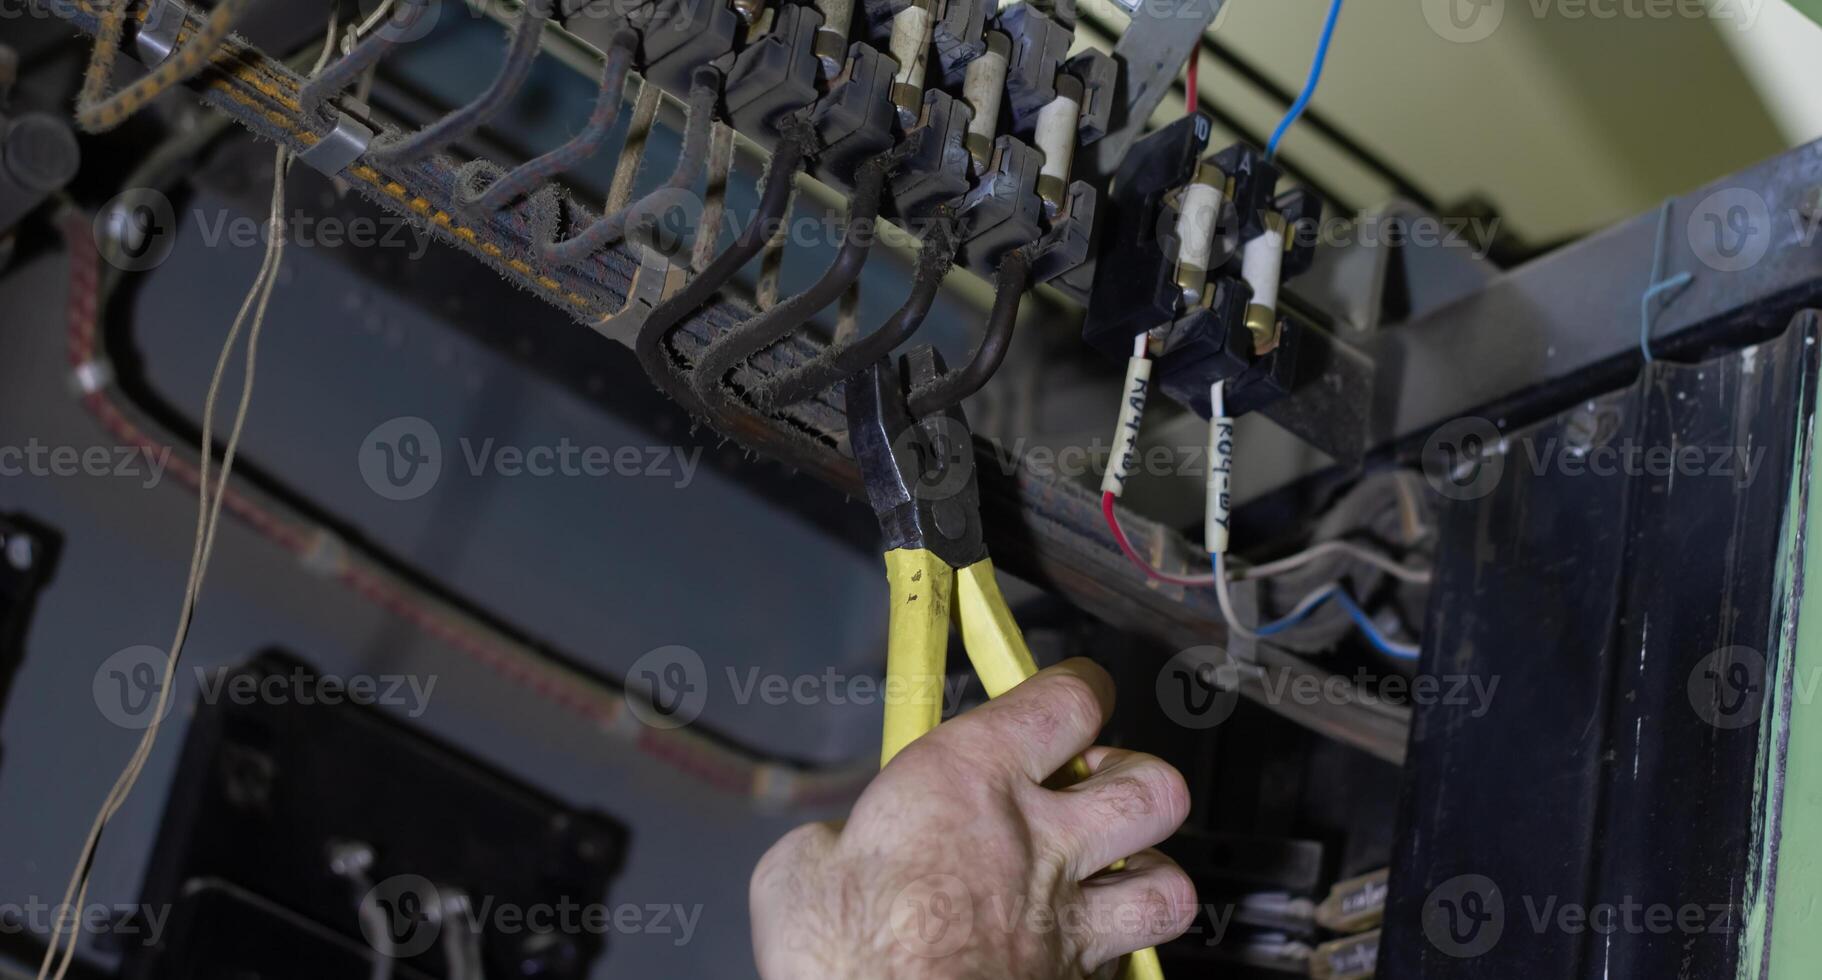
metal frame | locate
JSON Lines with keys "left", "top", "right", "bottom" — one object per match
{"left": 44, "top": 1, "right": 1822, "bottom": 767}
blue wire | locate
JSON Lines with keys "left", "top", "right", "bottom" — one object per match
{"left": 1332, "top": 589, "right": 1423, "bottom": 660}
{"left": 1639, "top": 199, "right": 1694, "bottom": 363}
{"left": 1252, "top": 583, "right": 1339, "bottom": 637}
{"left": 1224, "top": 562, "right": 1422, "bottom": 660}
{"left": 1266, "top": 0, "right": 1346, "bottom": 159}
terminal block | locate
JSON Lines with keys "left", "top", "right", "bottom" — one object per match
{"left": 1084, "top": 116, "right": 1321, "bottom": 420}
{"left": 1148, "top": 279, "right": 1299, "bottom": 418}
{"left": 1083, "top": 115, "right": 1209, "bottom": 358}
{"left": 1028, "top": 180, "right": 1093, "bottom": 286}
{"left": 994, "top": 3, "right": 1069, "bottom": 133}
{"left": 893, "top": 89, "right": 976, "bottom": 220}
{"left": 1063, "top": 49, "right": 1114, "bottom": 147}
{"left": 724, "top": 4, "right": 824, "bottom": 141}
{"left": 1275, "top": 185, "right": 1324, "bottom": 280}
{"left": 578, "top": 0, "right": 1098, "bottom": 293}
{"left": 933, "top": 0, "right": 993, "bottom": 86}
{"left": 1210, "top": 141, "right": 1279, "bottom": 244}
{"left": 954, "top": 134, "right": 1043, "bottom": 272}
{"left": 812, "top": 42, "right": 901, "bottom": 187}
{"left": 639, "top": 0, "right": 742, "bottom": 93}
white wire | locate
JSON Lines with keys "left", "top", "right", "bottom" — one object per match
{"left": 308, "top": 4, "right": 342, "bottom": 75}
{"left": 356, "top": 0, "right": 397, "bottom": 37}
{"left": 39, "top": 146, "right": 290, "bottom": 980}
{"left": 1206, "top": 379, "right": 1425, "bottom": 658}
{"left": 1210, "top": 379, "right": 1429, "bottom": 585}
{"left": 1213, "top": 551, "right": 1259, "bottom": 641}
{"left": 1237, "top": 539, "right": 1433, "bottom": 585}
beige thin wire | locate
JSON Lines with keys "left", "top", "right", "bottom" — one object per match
{"left": 1235, "top": 538, "right": 1434, "bottom": 586}
{"left": 355, "top": 0, "right": 397, "bottom": 37}
{"left": 38, "top": 143, "right": 291, "bottom": 980}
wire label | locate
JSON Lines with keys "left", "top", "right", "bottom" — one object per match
{"left": 1099, "top": 357, "right": 1153, "bottom": 496}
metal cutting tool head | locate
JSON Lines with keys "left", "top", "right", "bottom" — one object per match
{"left": 845, "top": 346, "right": 988, "bottom": 569}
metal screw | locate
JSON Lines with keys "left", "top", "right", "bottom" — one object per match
{"left": 517, "top": 932, "right": 579, "bottom": 977}
{"left": 1799, "top": 186, "right": 1822, "bottom": 234}
{"left": 1563, "top": 409, "right": 1600, "bottom": 455}
{"left": 1, "top": 533, "right": 28, "bottom": 571}
{"left": 328, "top": 840, "right": 376, "bottom": 878}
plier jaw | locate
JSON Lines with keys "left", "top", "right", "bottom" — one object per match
{"left": 846, "top": 346, "right": 988, "bottom": 569}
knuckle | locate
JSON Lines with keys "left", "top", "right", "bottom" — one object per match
{"left": 874, "top": 738, "right": 1006, "bottom": 810}
{"left": 1045, "top": 672, "right": 1108, "bottom": 734}
{"left": 1064, "top": 657, "right": 1116, "bottom": 696}
{"left": 1133, "top": 888, "right": 1173, "bottom": 932}
{"left": 887, "top": 737, "right": 946, "bottom": 773}
{"left": 887, "top": 735, "right": 955, "bottom": 775}
{"left": 1034, "top": 830, "right": 1079, "bottom": 880}
{"left": 768, "top": 821, "right": 834, "bottom": 862}
{"left": 1092, "top": 759, "right": 1189, "bottom": 827}
{"left": 1155, "top": 865, "right": 1200, "bottom": 935}
{"left": 1134, "top": 757, "right": 1192, "bottom": 826}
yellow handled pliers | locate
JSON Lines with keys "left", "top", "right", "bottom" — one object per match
{"left": 847, "top": 349, "right": 1166, "bottom": 980}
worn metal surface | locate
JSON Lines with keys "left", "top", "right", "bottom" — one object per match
{"left": 1370, "top": 142, "right": 1822, "bottom": 452}
{"left": 1380, "top": 311, "right": 1822, "bottom": 977}
{"left": 1084, "top": 0, "right": 1226, "bottom": 181}
{"left": 1759, "top": 317, "right": 1822, "bottom": 978}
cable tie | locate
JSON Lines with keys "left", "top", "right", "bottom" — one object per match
{"left": 607, "top": 697, "right": 646, "bottom": 739}
{"left": 134, "top": 0, "right": 187, "bottom": 67}
{"left": 299, "top": 103, "right": 375, "bottom": 179}
{"left": 752, "top": 765, "right": 800, "bottom": 813}
{"left": 299, "top": 529, "right": 349, "bottom": 577}
{"left": 69, "top": 357, "right": 115, "bottom": 397}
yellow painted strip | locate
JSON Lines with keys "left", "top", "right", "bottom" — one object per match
{"left": 881, "top": 549, "right": 953, "bottom": 767}
{"left": 956, "top": 557, "right": 1092, "bottom": 786}
{"left": 954, "top": 558, "right": 1165, "bottom": 980}
{"left": 210, "top": 36, "right": 602, "bottom": 318}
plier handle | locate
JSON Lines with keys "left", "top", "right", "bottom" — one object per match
{"left": 848, "top": 348, "right": 1056, "bottom": 763}
{"left": 848, "top": 349, "right": 1167, "bottom": 980}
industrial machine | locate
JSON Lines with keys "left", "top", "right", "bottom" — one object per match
{"left": 0, "top": 0, "right": 1819, "bottom": 976}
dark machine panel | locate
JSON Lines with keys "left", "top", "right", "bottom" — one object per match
{"left": 1381, "top": 313, "right": 1821, "bottom": 977}
{"left": 0, "top": 512, "right": 59, "bottom": 770}
{"left": 126, "top": 653, "right": 629, "bottom": 980}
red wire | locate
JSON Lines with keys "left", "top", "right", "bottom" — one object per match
{"left": 1186, "top": 50, "right": 1199, "bottom": 116}
{"left": 1102, "top": 492, "right": 1215, "bottom": 587}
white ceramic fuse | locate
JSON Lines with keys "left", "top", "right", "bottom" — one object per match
{"left": 963, "top": 32, "right": 1009, "bottom": 172}
{"left": 1241, "top": 218, "right": 1285, "bottom": 351}
{"left": 1034, "top": 76, "right": 1082, "bottom": 215}
{"left": 1241, "top": 223, "right": 1284, "bottom": 313}
{"left": 1175, "top": 178, "right": 1223, "bottom": 304}
{"left": 814, "top": 0, "right": 854, "bottom": 79}
{"left": 1177, "top": 182, "right": 1222, "bottom": 273}
{"left": 889, "top": 2, "right": 933, "bottom": 126}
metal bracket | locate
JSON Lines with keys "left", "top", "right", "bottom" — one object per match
{"left": 298, "top": 103, "right": 376, "bottom": 179}
{"left": 68, "top": 357, "right": 115, "bottom": 397}
{"left": 598, "top": 246, "right": 685, "bottom": 344}
{"left": 134, "top": 0, "right": 187, "bottom": 67}
{"left": 1088, "top": 0, "right": 1225, "bottom": 180}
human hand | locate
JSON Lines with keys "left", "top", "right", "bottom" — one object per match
{"left": 750, "top": 658, "right": 1196, "bottom": 979}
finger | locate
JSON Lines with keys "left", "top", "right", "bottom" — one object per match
{"left": 929, "top": 658, "right": 1114, "bottom": 784}
{"left": 1038, "top": 749, "right": 1190, "bottom": 879}
{"left": 1080, "top": 745, "right": 1123, "bottom": 772}
{"left": 1072, "top": 850, "right": 1198, "bottom": 971}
